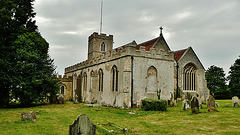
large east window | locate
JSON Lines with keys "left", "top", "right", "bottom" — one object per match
{"left": 183, "top": 63, "right": 197, "bottom": 91}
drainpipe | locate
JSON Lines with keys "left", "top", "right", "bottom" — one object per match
{"left": 72, "top": 74, "right": 74, "bottom": 101}
{"left": 131, "top": 56, "right": 134, "bottom": 108}
{"left": 176, "top": 62, "right": 179, "bottom": 100}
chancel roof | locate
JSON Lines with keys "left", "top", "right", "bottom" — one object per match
{"left": 174, "top": 49, "right": 187, "bottom": 62}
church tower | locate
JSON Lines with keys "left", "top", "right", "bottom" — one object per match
{"left": 88, "top": 32, "right": 113, "bottom": 60}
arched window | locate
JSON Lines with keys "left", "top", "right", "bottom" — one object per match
{"left": 60, "top": 85, "right": 65, "bottom": 94}
{"left": 82, "top": 72, "right": 87, "bottom": 91}
{"left": 147, "top": 66, "right": 158, "bottom": 92}
{"left": 90, "top": 70, "right": 94, "bottom": 92}
{"left": 111, "top": 65, "right": 118, "bottom": 92}
{"left": 101, "top": 42, "right": 105, "bottom": 52}
{"left": 98, "top": 69, "right": 103, "bottom": 91}
{"left": 183, "top": 63, "right": 197, "bottom": 91}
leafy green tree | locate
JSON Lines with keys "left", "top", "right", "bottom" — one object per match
{"left": 11, "top": 32, "right": 60, "bottom": 105}
{"left": 0, "top": 0, "right": 59, "bottom": 106}
{"left": 228, "top": 56, "right": 240, "bottom": 97}
{"left": 205, "top": 65, "right": 229, "bottom": 99}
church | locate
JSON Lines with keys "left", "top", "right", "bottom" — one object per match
{"left": 58, "top": 28, "right": 209, "bottom": 108}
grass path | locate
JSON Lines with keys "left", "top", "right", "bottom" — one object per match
{"left": 0, "top": 100, "right": 240, "bottom": 135}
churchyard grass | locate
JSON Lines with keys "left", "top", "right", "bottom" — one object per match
{"left": 0, "top": 100, "right": 240, "bottom": 135}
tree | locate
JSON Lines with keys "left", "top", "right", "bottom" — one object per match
{"left": 0, "top": 0, "right": 59, "bottom": 106}
{"left": 205, "top": 65, "right": 229, "bottom": 99}
{"left": 228, "top": 56, "right": 240, "bottom": 97}
{"left": 11, "top": 32, "right": 60, "bottom": 105}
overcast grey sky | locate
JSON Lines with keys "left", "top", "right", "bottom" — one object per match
{"left": 34, "top": 0, "right": 240, "bottom": 75}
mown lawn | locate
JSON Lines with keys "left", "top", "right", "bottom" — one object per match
{"left": 0, "top": 100, "right": 240, "bottom": 135}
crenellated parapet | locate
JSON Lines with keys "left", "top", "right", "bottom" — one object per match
{"left": 58, "top": 75, "right": 73, "bottom": 82}
{"left": 88, "top": 32, "right": 113, "bottom": 41}
{"left": 65, "top": 41, "right": 174, "bottom": 74}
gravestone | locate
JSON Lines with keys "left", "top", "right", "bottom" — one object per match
{"left": 182, "top": 99, "right": 190, "bottom": 111}
{"left": 191, "top": 97, "right": 199, "bottom": 114}
{"left": 232, "top": 96, "right": 239, "bottom": 107}
{"left": 69, "top": 114, "right": 96, "bottom": 135}
{"left": 197, "top": 96, "right": 202, "bottom": 109}
{"left": 57, "top": 94, "right": 64, "bottom": 104}
{"left": 215, "top": 102, "right": 220, "bottom": 107}
{"left": 181, "top": 94, "right": 186, "bottom": 100}
{"left": 21, "top": 111, "right": 36, "bottom": 121}
{"left": 207, "top": 95, "right": 216, "bottom": 112}
{"left": 225, "top": 103, "right": 231, "bottom": 107}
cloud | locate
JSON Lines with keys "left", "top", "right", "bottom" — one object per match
{"left": 34, "top": 0, "right": 240, "bottom": 75}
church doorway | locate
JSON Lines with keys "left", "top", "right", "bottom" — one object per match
{"left": 76, "top": 73, "right": 82, "bottom": 102}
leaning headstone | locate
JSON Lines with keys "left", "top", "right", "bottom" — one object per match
{"left": 191, "top": 96, "right": 199, "bottom": 114}
{"left": 182, "top": 99, "right": 190, "bottom": 110}
{"left": 232, "top": 96, "right": 239, "bottom": 107}
{"left": 69, "top": 114, "right": 96, "bottom": 135}
{"left": 21, "top": 111, "right": 36, "bottom": 121}
{"left": 207, "top": 95, "right": 216, "bottom": 112}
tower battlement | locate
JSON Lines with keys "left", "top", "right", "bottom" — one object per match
{"left": 88, "top": 32, "right": 113, "bottom": 60}
{"left": 88, "top": 32, "right": 113, "bottom": 41}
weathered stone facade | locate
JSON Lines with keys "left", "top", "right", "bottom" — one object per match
{"left": 59, "top": 31, "right": 209, "bottom": 108}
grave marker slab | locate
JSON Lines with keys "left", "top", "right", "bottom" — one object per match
{"left": 232, "top": 96, "right": 239, "bottom": 107}
{"left": 69, "top": 114, "right": 96, "bottom": 135}
{"left": 191, "top": 97, "right": 199, "bottom": 114}
{"left": 21, "top": 111, "right": 36, "bottom": 121}
{"left": 207, "top": 95, "right": 216, "bottom": 112}
{"left": 225, "top": 103, "right": 231, "bottom": 107}
{"left": 182, "top": 99, "right": 190, "bottom": 110}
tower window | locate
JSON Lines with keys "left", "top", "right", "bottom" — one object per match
{"left": 101, "top": 42, "right": 105, "bottom": 52}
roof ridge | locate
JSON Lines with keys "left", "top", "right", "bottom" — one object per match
{"left": 137, "top": 37, "right": 159, "bottom": 45}
{"left": 174, "top": 48, "right": 188, "bottom": 52}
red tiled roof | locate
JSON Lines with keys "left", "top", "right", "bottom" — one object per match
{"left": 136, "top": 37, "right": 158, "bottom": 51}
{"left": 174, "top": 49, "right": 187, "bottom": 62}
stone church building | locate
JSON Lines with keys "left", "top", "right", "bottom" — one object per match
{"left": 59, "top": 29, "right": 209, "bottom": 107}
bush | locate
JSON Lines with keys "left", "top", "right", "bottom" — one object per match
{"left": 141, "top": 99, "right": 167, "bottom": 111}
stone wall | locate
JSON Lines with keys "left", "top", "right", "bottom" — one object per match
{"left": 63, "top": 41, "right": 173, "bottom": 107}
{"left": 58, "top": 75, "right": 73, "bottom": 101}
{"left": 176, "top": 47, "right": 209, "bottom": 100}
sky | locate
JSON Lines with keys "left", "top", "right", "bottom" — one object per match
{"left": 33, "top": 0, "right": 240, "bottom": 76}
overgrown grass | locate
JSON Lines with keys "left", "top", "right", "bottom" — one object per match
{"left": 0, "top": 100, "right": 240, "bottom": 134}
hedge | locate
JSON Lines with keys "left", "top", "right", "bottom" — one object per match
{"left": 141, "top": 99, "right": 167, "bottom": 111}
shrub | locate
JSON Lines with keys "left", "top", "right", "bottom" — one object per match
{"left": 141, "top": 99, "right": 167, "bottom": 111}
